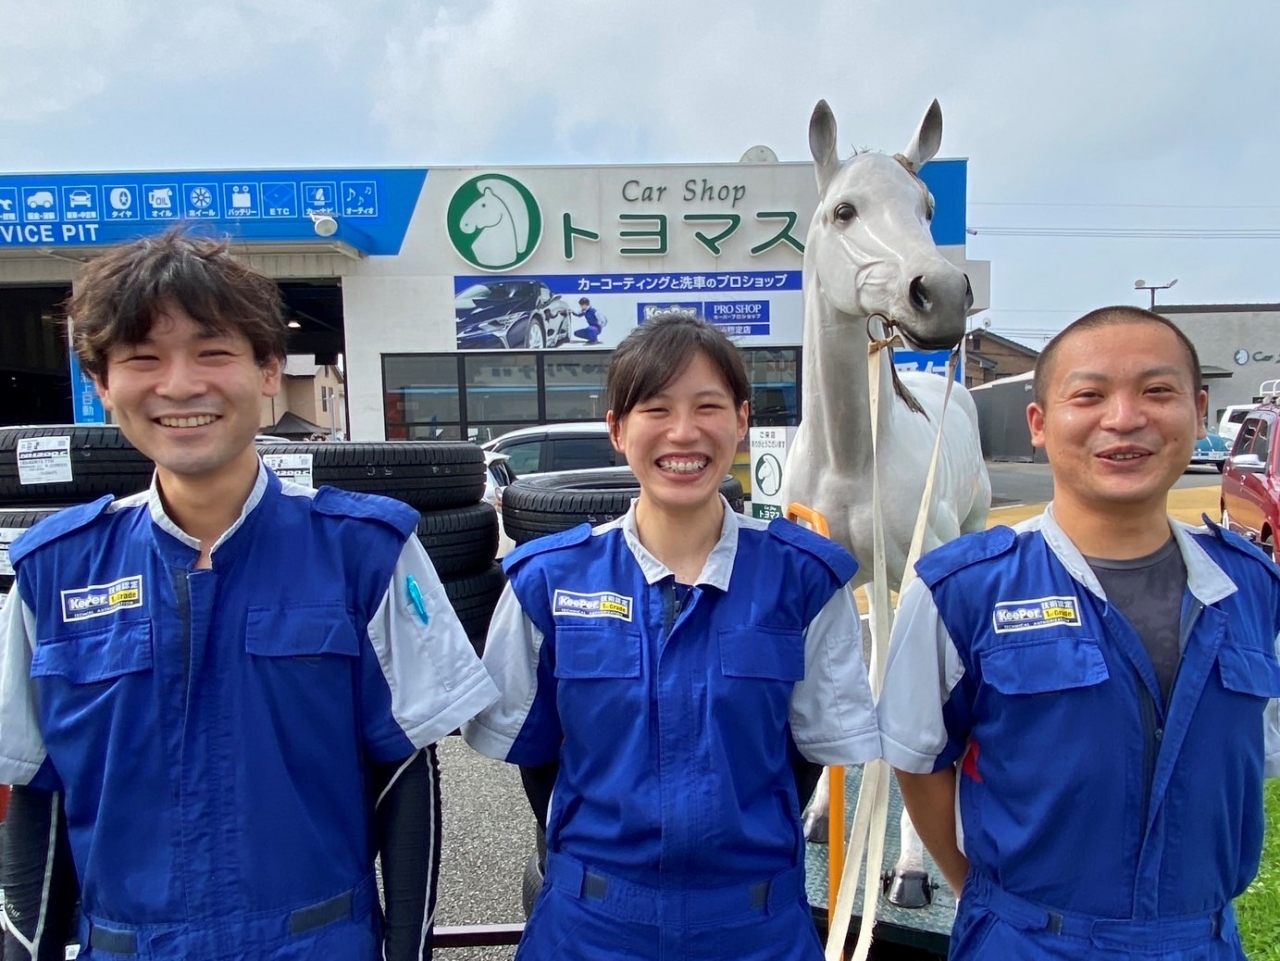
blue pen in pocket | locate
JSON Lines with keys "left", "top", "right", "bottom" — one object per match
{"left": 406, "top": 575, "right": 430, "bottom": 627}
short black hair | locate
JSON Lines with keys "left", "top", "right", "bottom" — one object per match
{"left": 68, "top": 227, "right": 286, "bottom": 383}
{"left": 606, "top": 313, "right": 750, "bottom": 421}
{"left": 1033, "top": 305, "right": 1201, "bottom": 407}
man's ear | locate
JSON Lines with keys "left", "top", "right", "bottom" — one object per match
{"left": 261, "top": 356, "right": 283, "bottom": 398}
{"left": 606, "top": 410, "right": 624, "bottom": 453}
{"left": 1196, "top": 389, "right": 1209, "bottom": 439}
{"left": 92, "top": 373, "right": 114, "bottom": 412}
{"left": 1027, "top": 402, "right": 1046, "bottom": 449}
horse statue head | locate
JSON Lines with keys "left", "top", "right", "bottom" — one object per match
{"left": 806, "top": 99, "right": 972, "bottom": 351}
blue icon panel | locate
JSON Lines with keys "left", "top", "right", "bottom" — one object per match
{"left": 224, "top": 183, "right": 261, "bottom": 218}
{"left": 104, "top": 185, "right": 140, "bottom": 221}
{"left": 0, "top": 187, "right": 17, "bottom": 224}
{"left": 302, "top": 182, "right": 338, "bottom": 217}
{"left": 342, "top": 181, "right": 378, "bottom": 217}
{"left": 262, "top": 182, "right": 298, "bottom": 218}
{"left": 182, "top": 183, "right": 220, "bottom": 219}
{"left": 61, "top": 186, "right": 100, "bottom": 222}
{"left": 22, "top": 187, "right": 59, "bottom": 223}
{"left": 143, "top": 184, "right": 180, "bottom": 221}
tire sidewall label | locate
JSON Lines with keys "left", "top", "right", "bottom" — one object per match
{"left": 16, "top": 436, "right": 72, "bottom": 485}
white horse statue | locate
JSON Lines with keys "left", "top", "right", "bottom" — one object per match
{"left": 459, "top": 178, "right": 530, "bottom": 268}
{"left": 780, "top": 99, "right": 991, "bottom": 915}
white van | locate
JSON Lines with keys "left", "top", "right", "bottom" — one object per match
{"left": 1218, "top": 405, "right": 1256, "bottom": 445}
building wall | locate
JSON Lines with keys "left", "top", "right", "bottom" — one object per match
{"left": 964, "top": 332, "right": 1038, "bottom": 387}
{"left": 1161, "top": 307, "right": 1280, "bottom": 421}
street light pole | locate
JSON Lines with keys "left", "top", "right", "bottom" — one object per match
{"left": 1134, "top": 278, "right": 1178, "bottom": 310}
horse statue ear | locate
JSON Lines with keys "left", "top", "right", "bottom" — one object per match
{"left": 809, "top": 99, "right": 840, "bottom": 195}
{"left": 900, "top": 99, "right": 943, "bottom": 172}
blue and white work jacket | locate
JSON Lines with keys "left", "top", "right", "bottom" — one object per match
{"left": 464, "top": 499, "right": 880, "bottom": 891}
{"left": 879, "top": 508, "right": 1280, "bottom": 957}
{"left": 0, "top": 464, "right": 498, "bottom": 960}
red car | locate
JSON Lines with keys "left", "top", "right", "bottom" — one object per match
{"left": 1220, "top": 404, "right": 1280, "bottom": 557}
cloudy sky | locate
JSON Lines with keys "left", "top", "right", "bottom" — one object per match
{"left": 1, "top": 0, "right": 1273, "bottom": 345}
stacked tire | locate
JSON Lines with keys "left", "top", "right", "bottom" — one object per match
{"left": 0, "top": 426, "right": 156, "bottom": 599}
{"left": 502, "top": 467, "right": 746, "bottom": 547}
{"left": 257, "top": 442, "right": 505, "bottom": 653}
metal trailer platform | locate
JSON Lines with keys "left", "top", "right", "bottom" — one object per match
{"left": 805, "top": 766, "right": 955, "bottom": 958}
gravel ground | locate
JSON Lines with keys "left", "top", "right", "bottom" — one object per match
{"left": 433, "top": 736, "right": 533, "bottom": 960}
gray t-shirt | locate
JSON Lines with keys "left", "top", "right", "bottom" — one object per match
{"left": 1085, "top": 537, "right": 1187, "bottom": 707}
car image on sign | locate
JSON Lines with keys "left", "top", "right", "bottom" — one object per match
{"left": 68, "top": 190, "right": 93, "bottom": 208}
{"left": 26, "top": 191, "right": 54, "bottom": 209}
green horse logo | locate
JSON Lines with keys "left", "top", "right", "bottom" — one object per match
{"left": 447, "top": 174, "right": 542, "bottom": 271}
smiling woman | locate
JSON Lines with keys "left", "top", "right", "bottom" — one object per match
{"left": 463, "top": 314, "right": 880, "bottom": 961}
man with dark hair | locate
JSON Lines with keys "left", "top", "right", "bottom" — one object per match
{"left": 0, "top": 230, "right": 498, "bottom": 961}
{"left": 879, "top": 306, "right": 1280, "bottom": 959}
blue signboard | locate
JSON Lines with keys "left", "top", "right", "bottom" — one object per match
{"left": 67, "top": 337, "right": 106, "bottom": 425}
{"left": 0, "top": 168, "right": 427, "bottom": 255}
{"left": 894, "top": 349, "right": 963, "bottom": 382}
{"left": 918, "top": 160, "right": 966, "bottom": 248}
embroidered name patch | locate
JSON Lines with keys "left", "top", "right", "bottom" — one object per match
{"left": 992, "top": 595, "right": 1081, "bottom": 633}
{"left": 552, "top": 589, "right": 633, "bottom": 621}
{"left": 61, "top": 576, "right": 144, "bottom": 623}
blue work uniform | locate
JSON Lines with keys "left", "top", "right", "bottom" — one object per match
{"left": 0, "top": 465, "right": 499, "bottom": 961}
{"left": 878, "top": 507, "right": 1280, "bottom": 961}
{"left": 464, "top": 500, "right": 880, "bottom": 961}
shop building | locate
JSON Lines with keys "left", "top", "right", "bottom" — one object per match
{"left": 0, "top": 160, "right": 988, "bottom": 439}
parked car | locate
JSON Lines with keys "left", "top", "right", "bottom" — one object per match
{"left": 1217, "top": 404, "right": 1256, "bottom": 445}
{"left": 481, "top": 422, "right": 621, "bottom": 476}
{"left": 1220, "top": 405, "right": 1280, "bottom": 556}
{"left": 483, "top": 450, "right": 517, "bottom": 556}
{"left": 455, "top": 280, "right": 574, "bottom": 350}
{"left": 1190, "top": 428, "right": 1230, "bottom": 472}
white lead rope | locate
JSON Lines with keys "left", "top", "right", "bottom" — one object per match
{"left": 825, "top": 323, "right": 956, "bottom": 961}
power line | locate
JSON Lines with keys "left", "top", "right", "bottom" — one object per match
{"left": 968, "top": 226, "right": 1280, "bottom": 239}
{"left": 970, "top": 200, "right": 1280, "bottom": 211}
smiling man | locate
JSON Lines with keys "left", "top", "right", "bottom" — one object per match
{"left": 878, "top": 306, "right": 1280, "bottom": 960}
{"left": 0, "top": 231, "right": 497, "bottom": 961}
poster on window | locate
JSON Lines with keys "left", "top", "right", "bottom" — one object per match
{"left": 453, "top": 271, "right": 803, "bottom": 350}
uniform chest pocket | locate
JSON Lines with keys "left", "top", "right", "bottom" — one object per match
{"left": 980, "top": 636, "right": 1109, "bottom": 695}
{"left": 553, "top": 625, "right": 641, "bottom": 679}
{"left": 719, "top": 626, "right": 806, "bottom": 682}
{"left": 245, "top": 603, "right": 361, "bottom": 659}
{"left": 1217, "top": 644, "right": 1280, "bottom": 700}
{"left": 32, "top": 619, "right": 154, "bottom": 684}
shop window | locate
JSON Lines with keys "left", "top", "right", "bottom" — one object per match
{"left": 744, "top": 348, "right": 799, "bottom": 427}
{"left": 383, "top": 356, "right": 461, "bottom": 439}
{"left": 544, "top": 353, "right": 610, "bottom": 421}
{"left": 464, "top": 353, "right": 539, "bottom": 426}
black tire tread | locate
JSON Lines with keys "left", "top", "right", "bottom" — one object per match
{"left": 0, "top": 426, "right": 152, "bottom": 505}
{"left": 258, "top": 442, "right": 486, "bottom": 510}
{"left": 441, "top": 563, "right": 506, "bottom": 654}
{"left": 503, "top": 469, "right": 744, "bottom": 544}
{"left": 417, "top": 503, "right": 499, "bottom": 577}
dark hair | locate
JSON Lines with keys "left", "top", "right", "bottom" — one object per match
{"left": 1033, "top": 305, "right": 1201, "bottom": 407}
{"left": 67, "top": 228, "right": 287, "bottom": 382}
{"left": 606, "top": 313, "right": 751, "bottom": 421}
{"left": 579, "top": 297, "right": 590, "bottom": 305}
